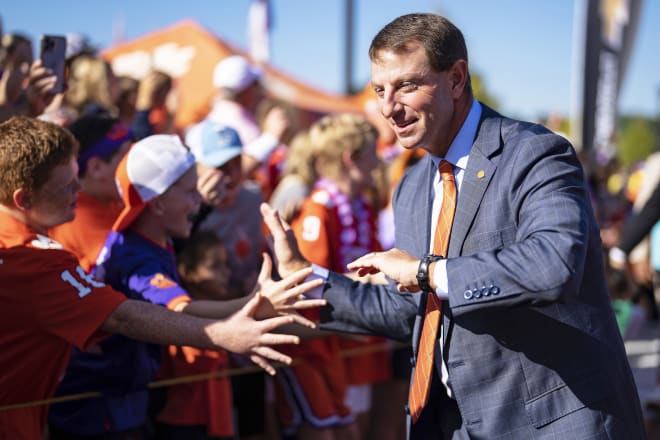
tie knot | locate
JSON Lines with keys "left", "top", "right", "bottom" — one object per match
{"left": 439, "top": 160, "right": 454, "bottom": 180}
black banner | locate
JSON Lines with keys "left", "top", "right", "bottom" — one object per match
{"left": 575, "top": 0, "right": 642, "bottom": 162}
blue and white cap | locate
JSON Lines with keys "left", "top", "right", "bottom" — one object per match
{"left": 189, "top": 121, "right": 243, "bottom": 168}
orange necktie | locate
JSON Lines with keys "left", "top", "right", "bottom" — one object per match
{"left": 408, "top": 160, "right": 456, "bottom": 423}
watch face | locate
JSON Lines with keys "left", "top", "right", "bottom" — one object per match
{"left": 417, "top": 254, "right": 442, "bottom": 292}
{"left": 417, "top": 264, "right": 429, "bottom": 291}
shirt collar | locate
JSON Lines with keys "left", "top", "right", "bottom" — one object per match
{"left": 429, "top": 98, "right": 482, "bottom": 170}
{"left": 0, "top": 210, "right": 63, "bottom": 249}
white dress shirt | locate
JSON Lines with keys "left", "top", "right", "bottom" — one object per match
{"left": 430, "top": 98, "right": 481, "bottom": 297}
{"left": 428, "top": 98, "right": 481, "bottom": 396}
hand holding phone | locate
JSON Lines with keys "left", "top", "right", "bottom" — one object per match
{"left": 39, "top": 35, "right": 67, "bottom": 94}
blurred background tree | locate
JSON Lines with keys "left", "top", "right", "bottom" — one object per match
{"left": 617, "top": 115, "right": 658, "bottom": 166}
{"left": 471, "top": 70, "right": 499, "bottom": 110}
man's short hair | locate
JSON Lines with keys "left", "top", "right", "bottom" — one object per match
{"left": 0, "top": 117, "right": 78, "bottom": 204}
{"left": 369, "top": 13, "right": 468, "bottom": 73}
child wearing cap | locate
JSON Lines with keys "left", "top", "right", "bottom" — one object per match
{"left": 0, "top": 117, "right": 318, "bottom": 440}
{"left": 49, "top": 113, "right": 132, "bottom": 271}
{"left": 48, "top": 133, "right": 324, "bottom": 439}
{"left": 187, "top": 123, "right": 277, "bottom": 439}
{"left": 188, "top": 122, "right": 265, "bottom": 299}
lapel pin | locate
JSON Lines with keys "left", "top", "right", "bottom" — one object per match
{"left": 477, "top": 170, "right": 485, "bottom": 179}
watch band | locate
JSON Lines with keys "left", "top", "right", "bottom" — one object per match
{"left": 416, "top": 254, "right": 443, "bottom": 292}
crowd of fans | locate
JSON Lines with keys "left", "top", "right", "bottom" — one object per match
{"left": 1, "top": 20, "right": 658, "bottom": 440}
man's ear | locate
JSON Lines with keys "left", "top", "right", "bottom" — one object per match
{"left": 449, "top": 59, "right": 468, "bottom": 97}
{"left": 12, "top": 188, "right": 32, "bottom": 211}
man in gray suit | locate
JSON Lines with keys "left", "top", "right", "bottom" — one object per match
{"left": 262, "top": 13, "right": 645, "bottom": 439}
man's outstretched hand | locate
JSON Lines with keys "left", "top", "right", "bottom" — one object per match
{"left": 347, "top": 248, "right": 421, "bottom": 293}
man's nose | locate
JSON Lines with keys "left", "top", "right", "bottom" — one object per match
{"left": 379, "top": 92, "right": 399, "bottom": 119}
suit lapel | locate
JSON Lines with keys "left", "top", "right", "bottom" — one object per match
{"left": 443, "top": 107, "right": 502, "bottom": 346}
{"left": 414, "top": 156, "right": 436, "bottom": 258}
{"left": 448, "top": 108, "right": 502, "bottom": 258}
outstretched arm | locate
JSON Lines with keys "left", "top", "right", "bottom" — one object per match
{"left": 179, "top": 253, "right": 325, "bottom": 327}
{"left": 102, "top": 293, "right": 302, "bottom": 375}
{"left": 261, "top": 201, "right": 418, "bottom": 340}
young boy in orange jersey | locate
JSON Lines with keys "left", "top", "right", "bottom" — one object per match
{"left": 0, "top": 116, "right": 319, "bottom": 440}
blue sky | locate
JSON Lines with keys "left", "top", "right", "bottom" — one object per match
{"left": 2, "top": 0, "right": 658, "bottom": 121}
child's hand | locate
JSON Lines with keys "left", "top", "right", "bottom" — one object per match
{"left": 253, "top": 253, "right": 325, "bottom": 326}
{"left": 218, "top": 291, "right": 298, "bottom": 375}
{"left": 196, "top": 163, "right": 228, "bottom": 208}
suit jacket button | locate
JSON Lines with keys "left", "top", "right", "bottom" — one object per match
{"left": 489, "top": 285, "right": 500, "bottom": 295}
{"left": 409, "top": 356, "right": 416, "bottom": 366}
{"left": 463, "top": 289, "right": 473, "bottom": 300}
{"left": 404, "top": 403, "right": 411, "bottom": 415}
{"left": 472, "top": 288, "right": 481, "bottom": 298}
{"left": 481, "top": 286, "right": 490, "bottom": 296}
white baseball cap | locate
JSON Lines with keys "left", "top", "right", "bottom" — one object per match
{"left": 212, "top": 55, "right": 262, "bottom": 93}
{"left": 113, "top": 134, "right": 196, "bottom": 231}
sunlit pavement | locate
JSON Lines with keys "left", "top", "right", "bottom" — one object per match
{"left": 624, "top": 315, "right": 660, "bottom": 437}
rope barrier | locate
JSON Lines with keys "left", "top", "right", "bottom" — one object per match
{"left": 0, "top": 340, "right": 412, "bottom": 412}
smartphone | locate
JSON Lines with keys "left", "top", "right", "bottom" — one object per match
{"left": 39, "top": 35, "right": 67, "bottom": 94}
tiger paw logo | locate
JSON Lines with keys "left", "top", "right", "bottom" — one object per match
{"left": 150, "top": 273, "right": 176, "bottom": 289}
{"left": 234, "top": 227, "right": 251, "bottom": 259}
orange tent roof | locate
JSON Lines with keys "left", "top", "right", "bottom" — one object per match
{"left": 102, "top": 19, "right": 367, "bottom": 130}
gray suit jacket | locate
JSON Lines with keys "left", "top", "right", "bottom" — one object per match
{"left": 319, "top": 105, "right": 645, "bottom": 439}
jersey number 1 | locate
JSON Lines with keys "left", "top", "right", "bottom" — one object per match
{"left": 61, "top": 266, "right": 105, "bottom": 298}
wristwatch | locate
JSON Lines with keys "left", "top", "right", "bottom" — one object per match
{"left": 416, "top": 254, "right": 443, "bottom": 292}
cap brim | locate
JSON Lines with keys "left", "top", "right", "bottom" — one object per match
{"left": 113, "top": 149, "right": 147, "bottom": 231}
{"left": 112, "top": 203, "right": 147, "bottom": 232}
{"left": 198, "top": 147, "right": 242, "bottom": 168}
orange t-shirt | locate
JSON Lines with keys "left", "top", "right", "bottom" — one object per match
{"left": 0, "top": 212, "right": 126, "bottom": 440}
{"left": 157, "top": 346, "right": 234, "bottom": 437}
{"left": 49, "top": 191, "right": 123, "bottom": 272}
